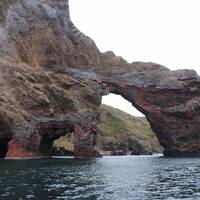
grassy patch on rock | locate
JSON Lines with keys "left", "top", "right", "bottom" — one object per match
{"left": 96, "top": 104, "right": 162, "bottom": 154}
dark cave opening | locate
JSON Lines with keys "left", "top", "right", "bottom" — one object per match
{"left": 39, "top": 133, "right": 54, "bottom": 156}
{"left": 0, "top": 120, "right": 12, "bottom": 159}
{"left": 39, "top": 123, "right": 75, "bottom": 156}
{"left": 0, "top": 137, "right": 11, "bottom": 159}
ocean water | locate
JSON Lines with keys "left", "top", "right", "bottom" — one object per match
{"left": 0, "top": 155, "right": 200, "bottom": 200}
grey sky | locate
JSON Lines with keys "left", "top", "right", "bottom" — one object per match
{"left": 70, "top": 0, "right": 200, "bottom": 116}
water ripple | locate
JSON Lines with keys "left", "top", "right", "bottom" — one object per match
{"left": 1, "top": 155, "right": 200, "bottom": 199}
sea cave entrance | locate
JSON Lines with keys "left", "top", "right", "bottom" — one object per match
{"left": 38, "top": 122, "right": 75, "bottom": 157}
{"left": 0, "top": 121, "right": 12, "bottom": 159}
{"left": 96, "top": 93, "right": 162, "bottom": 155}
{"left": 0, "top": 137, "right": 11, "bottom": 159}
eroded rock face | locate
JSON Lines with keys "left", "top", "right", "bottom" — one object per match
{"left": 0, "top": 0, "right": 199, "bottom": 158}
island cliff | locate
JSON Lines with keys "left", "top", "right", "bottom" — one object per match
{"left": 0, "top": 0, "right": 199, "bottom": 159}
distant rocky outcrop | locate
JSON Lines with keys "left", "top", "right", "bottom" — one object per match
{"left": 0, "top": 0, "right": 199, "bottom": 159}
{"left": 53, "top": 134, "right": 74, "bottom": 156}
{"left": 96, "top": 105, "right": 162, "bottom": 155}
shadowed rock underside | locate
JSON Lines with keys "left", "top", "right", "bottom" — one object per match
{"left": 0, "top": 0, "right": 199, "bottom": 159}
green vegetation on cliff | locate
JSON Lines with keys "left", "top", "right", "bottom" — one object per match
{"left": 96, "top": 104, "right": 162, "bottom": 154}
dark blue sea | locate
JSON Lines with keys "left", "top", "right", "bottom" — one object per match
{"left": 1, "top": 155, "right": 200, "bottom": 200}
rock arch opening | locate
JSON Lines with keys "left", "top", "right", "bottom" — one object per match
{"left": 38, "top": 122, "right": 75, "bottom": 157}
{"left": 102, "top": 93, "right": 145, "bottom": 117}
{"left": 53, "top": 133, "right": 74, "bottom": 156}
{"left": 96, "top": 93, "right": 162, "bottom": 155}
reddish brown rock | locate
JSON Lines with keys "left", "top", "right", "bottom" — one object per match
{"left": 6, "top": 139, "right": 41, "bottom": 160}
{"left": 0, "top": 0, "right": 199, "bottom": 159}
{"left": 74, "top": 147, "right": 102, "bottom": 158}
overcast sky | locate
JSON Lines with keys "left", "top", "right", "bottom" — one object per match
{"left": 70, "top": 0, "right": 200, "bottom": 116}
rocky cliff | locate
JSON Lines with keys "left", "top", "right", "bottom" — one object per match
{"left": 0, "top": 0, "right": 199, "bottom": 159}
